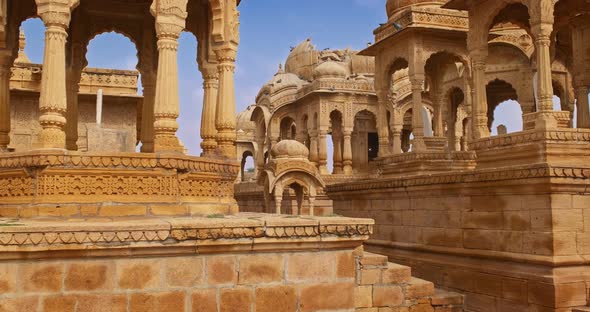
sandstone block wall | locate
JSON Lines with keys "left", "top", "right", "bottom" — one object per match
{"left": 0, "top": 249, "right": 463, "bottom": 312}
{"left": 332, "top": 188, "right": 590, "bottom": 311}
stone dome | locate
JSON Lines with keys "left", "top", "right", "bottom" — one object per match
{"left": 386, "top": 0, "right": 446, "bottom": 19}
{"left": 270, "top": 140, "right": 310, "bottom": 159}
{"left": 258, "top": 65, "right": 305, "bottom": 98}
{"left": 236, "top": 105, "right": 256, "bottom": 132}
{"left": 313, "top": 61, "right": 348, "bottom": 79}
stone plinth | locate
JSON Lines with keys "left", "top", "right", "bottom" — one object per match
{"left": 0, "top": 213, "right": 464, "bottom": 311}
{"left": 0, "top": 151, "right": 239, "bottom": 216}
{"left": 328, "top": 151, "right": 590, "bottom": 311}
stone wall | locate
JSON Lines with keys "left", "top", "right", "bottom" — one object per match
{"left": 8, "top": 91, "right": 140, "bottom": 153}
{"left": 0, "top": 214, "right": 463, "bottom": 312}
{"left": 0, "top": 250, "right": 462, "bottom": 312}
{"left": 329, "top": 171, "right": 590, "bottom": 311}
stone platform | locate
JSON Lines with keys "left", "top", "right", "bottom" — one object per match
{"left": 0, "top": 150, "right": 240, "bottom": 216}
{"left": 328, "top": 130, "right": 590, "bottom": 311}
{"left": 0, "top": 213, "right": 463, "bottom": 311}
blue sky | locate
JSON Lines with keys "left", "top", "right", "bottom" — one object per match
{"left": 19, "top": 0, "right": 533, "bottom": 157}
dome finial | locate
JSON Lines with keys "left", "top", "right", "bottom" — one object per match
{"left": 15, "top": 28, "right": 31, "bottom": 63}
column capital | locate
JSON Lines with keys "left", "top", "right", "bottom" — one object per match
{"left": 35, "top": 0, "right": 78, "bottom": 28}
{"left": 214, "top": 46, "right": 238, "bottom": 63}
{"left": 200, "top": 64, "right": 220, "bottom": 81}
{"left": 409, "top": 76, "right": 424, "bottom": 90}
{"left": 150, "top": 0, "right": 188, "bottom": 39}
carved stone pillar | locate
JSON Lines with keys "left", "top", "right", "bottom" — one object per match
{"left": 574, "top": 82, "right": 590, "bottom": 128}
{"left": 332, "top": 133, "right": 343, "bottom": 174}
{"left": 151, "top": 0, "right": 187, "bottom": 153}
{"left": 531, "top": 22, "right": 560, "bottom": 129}
{"left": 433, "top": 92, "right": 444, "bottom": 137}
{"left": 533, "top": 24, "right": 555, "bottom": 112}
{"left": 377, "top": 90, "right": 390, "bottom": 157}
{"left": 140, "top": 72, "right": 156, "bottom": 152}
{"left": 0, "top": 51, "right": 10, "bottom": 151}
{"left": 200, "top": 64, "right": 219, "bottom": 156}
{"left": 65, "top": 43, "right": 84, "bottom": 151}
{"left": 410, "top": 76, "right": 425, "bottom": 151}
{"left": 35, "top": 0, "right": 77, "bottom": 149}
{"left": 215, "top": 46, "right": 238, "bottom": 158}
{"left": 342, "top": 129, "right": 353, "bottom": 175}
{"left": 309, "top": 130, "right": 318, "bottom": 166}
{"left": 318, "top": 129, "right": 328, "bottom": 175}
{"left": 392, "top": 125, "right": 402, "bottom": 154}
{"left": 274, "top": 184, "right": 283, "bottom": 214}
{"left": 471, "top": 54, "right": 490, "bottom": 139}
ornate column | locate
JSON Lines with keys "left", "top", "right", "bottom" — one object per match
{"left": 214, "top": 46, "right": 238, "bottom": 158}
{"left": 392, "top": 125, "right": 402, "bottom": 154}
{"left": 433, "top": 92, "right": 444, "bottom": 137}
{"left": 0, "top": 50, "right": 11, "bottom": 151}
{"left": 332, "top": 133, "right": 343, "bottom": 174}
{"left": 342, "top": 128, "right": 353, "bottom": 175}
{"left": 318, "top": 129, "right": 328, "bottom": 175}
{"left": 35, "top": 0, "right": 78, "bottom": 149}
{"left": 140, "top": 71, "right": 156, "bottom": 152}
{"left": 150, "top": 0, "right": 187, "bottom": 153}
{"left": 532, "top": 25, "right": 554, "bottom": 113}
{"left": 377, "top": 90, "right": 390, "bottom": 157}
{"left": 65, "top": 43, "right": 84, "bottom": 151}
{"left": 200, "top": 64, "right": 219, "bottom": 156}
{"left": 309, "top": 130, "right": 318, "bottom": 166}
{"left": 574, "top": 80, "right": 590, "bottom": 128}
{"left": 530, "top": 1, "right": 560, "bottom": 129}
{"left": 470, "top": 52, "right": 490, "bottom": 139}
{"left": 409, "top": 75, "right": 425, "bottom": 151}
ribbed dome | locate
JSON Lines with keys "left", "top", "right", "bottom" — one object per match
{"left": 270, "top": 140, "right": 309, "bottom": 159}
{"left": 386, "top": 0, "right": 446, "bottom": 19}
{"left": 313, "top": 61, "right": 348, "bottom": 79}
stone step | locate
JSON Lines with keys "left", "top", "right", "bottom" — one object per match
{"left": 359, "top": 252, "right": 388, "bottom": 267}
{"left": 382, "top": 262, "right": 411, "bottom": 284}
{"left": 404, "top": 277, "right": 435, "bottom": 299}
{"left": 431, "top": 288, "right": 464, "bottom": 307}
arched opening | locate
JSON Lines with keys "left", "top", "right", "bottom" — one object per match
{"left": 301, "top": 115, "right": 310, "bottom": 149}
{"left": 401, "top": 108, "right": 412, "bottom": 153}
{"left": 447, "top": 88, "right": 465, "bottom": 151}
{"left": 176, "top": 31, "right": 200, "bottom": 155}
{"left": 280, "top": 116, "right": 297, "bottom": 140}
{"left": 486, "top": 79, "right": 522, "bottom": 135}
{"left": 79, "top": 32, "right": 140, "bottom": 153}
{"left": 240, "top": 151, "right": 255, "bottom": 182}
{"left": 424, "top": 51, "right": 466, "bottom": 138}
{"left": 14, "top": 18, "right": 44, "bottom": 65}
{"left": 9, "top": 18, "right": 45, "bottom": 152}
{"left": 329, "top": 110, "right": 343, "bottom": 174}
{"left": 86, "top": 32, "right": 138, "bottom": 71}
{"left": 353, "top": 110, "right": 378, "bottom": 172}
